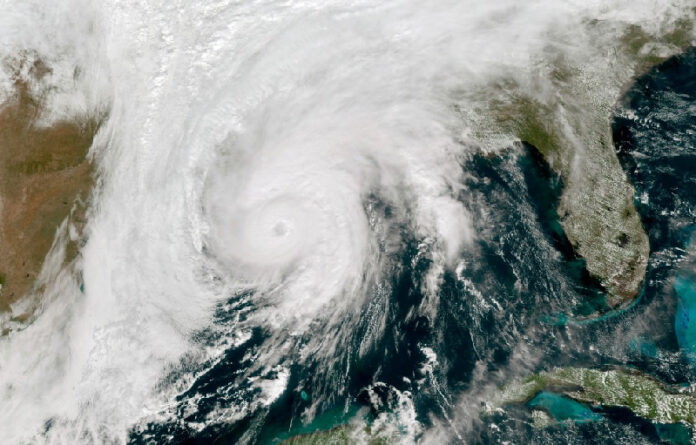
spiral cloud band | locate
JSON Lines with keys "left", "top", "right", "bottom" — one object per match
{"left": 0, "top": 0, "right": 691, "bottom": 443}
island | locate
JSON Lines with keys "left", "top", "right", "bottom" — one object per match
{"left": 488, "top": 367, "right": 696, "bottom": 431}
{"left": 278, "top": 14, "right": 696, "bottom": 444}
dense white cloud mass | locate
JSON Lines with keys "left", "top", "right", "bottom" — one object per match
{"left": 0, "top": 0, "right": 691, "bottom": 443}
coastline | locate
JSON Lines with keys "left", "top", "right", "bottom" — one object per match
{"left": 0, "top": 55, "right": 99, "bottom": 323}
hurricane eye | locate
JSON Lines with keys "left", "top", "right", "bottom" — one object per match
{"left": 272, "top": 221, "right": 289, "bottom": 237}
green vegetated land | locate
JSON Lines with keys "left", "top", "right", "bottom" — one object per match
{"left": 473, "top": 13, "right": 695, "bottom": 309}
{"left": 491, "top": 367, "right": 696, "bottom": 426}
{"left": 279, "top": 14, "right": 696, "bottom": 444}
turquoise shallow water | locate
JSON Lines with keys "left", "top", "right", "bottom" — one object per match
{"left": 613, "top": 46, "right": 696, "bottom": 379}
{"left": 131, "top": 47, "right": 696, "bottom": 445}
{"left": 675, "top": 231, "right": 696, "bottom": 367}
{"left": 527, "top": 392, "right": 602, "bottom": 423}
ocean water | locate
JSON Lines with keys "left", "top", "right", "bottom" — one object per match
{"left": 0, "top": 1, "right": 694, "bottom": 444}
{"left": 527, "top": 392, "right": 602, "bottom": 423}
{"left": 613, "top": 47, "right": 696, "bottom": 378}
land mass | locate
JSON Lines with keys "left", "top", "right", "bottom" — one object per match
{"left": 473, "top": 15, "right": 695, "bottom": 308}
{"left": 489, "top": 366, "right": 696, "bottom": 427}
{"left": 279, "top": 15, "right": 696, "bottom": 445}
{"left": 0, "top": 55, "right": 99, "bottom": 322}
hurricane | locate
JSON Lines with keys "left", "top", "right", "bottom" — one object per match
{"left": 1, "top": 0, "right": 695, "bottom": 444}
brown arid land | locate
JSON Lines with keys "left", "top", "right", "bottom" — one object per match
{"left": 0, "top": 56, "right": 99, "bottom": 320}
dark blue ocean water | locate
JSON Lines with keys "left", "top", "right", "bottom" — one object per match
{"left": 473, "top": 47, "right": 696, "bottom": 444}
{"left": 129, "top": 48, "right": 696, "bottom": 444}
